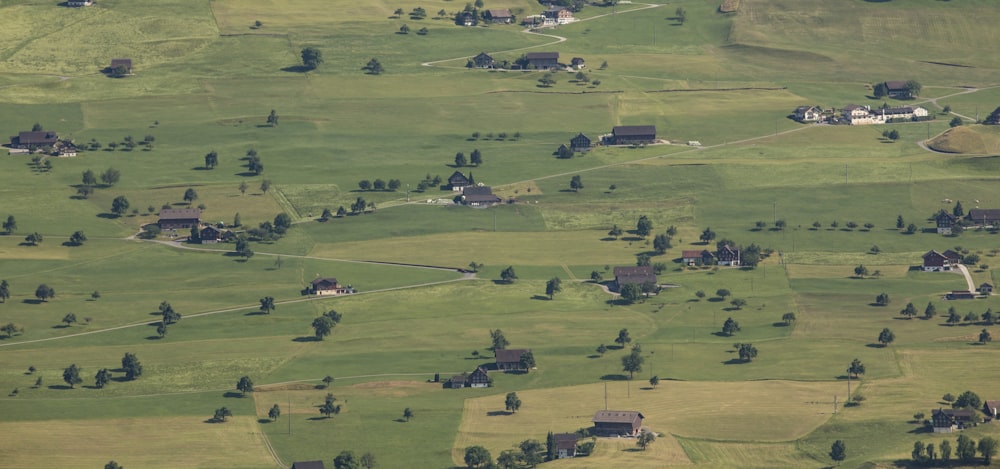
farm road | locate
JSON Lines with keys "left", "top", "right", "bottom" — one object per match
{"left": 955, "top": 264, "right": 976, "bottom": 292}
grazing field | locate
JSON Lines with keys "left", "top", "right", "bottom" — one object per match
{"left": 3, "top": 0, "right": 1000, "bottom": 467}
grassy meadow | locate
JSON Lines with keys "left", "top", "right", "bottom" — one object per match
{"left": 2, "top": 0, "right": 1000, "bottom": 467}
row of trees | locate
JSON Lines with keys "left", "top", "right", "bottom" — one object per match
{"left": 911, "top": 434, "right": 998, "bottom": 466}
{"left": 469, "top": 131, "right": 520, "bottom": 141}
{"left": 358, "top": 179, "right": 403, "bottom": 192}
{"left": 61, "top": 353, "right": 142, "bottom": 389}
{"left": 453, "top": 149, "right": 483, "bottom": 167}
{"left": 397, "top": 24, "right": 430, "bottom": 35}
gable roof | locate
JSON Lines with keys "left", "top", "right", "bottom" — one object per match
{"left": 111, "top": 58, "right": 132, "bottom": 69}
{"left": 311, "top": 277, "right": 339, "bottom": 289}
{"left": 487, "top": 8, "right": 512, "bottom": 17}
{"left": 526, "top": 52, "right": 559, "bottom": 61}
{"left": 682, "top": 250, "right": 713, "bottom": 259}
{"left": 967, "top": 209, "right": 1000, "bottom": 222}
{"left": 612, "top": 125, "right": 656, "bottom": 136}
{"left": 554, "top": 433, "right": 577, "bottom": 450}
{"left": 592, "top": 410, "right": 644, "bottom": 423}
{"left": 449, "top": 171, "right": 470, "bottom": 184}
{"left": 158, "top": 208, "right": 201, "bottom": 220}
{"left": 291, "top": 461, "right": 326, "bottom": 469}
{"left": 884, "top": 80, "right": 908, "bottom": 91}
{"left": 495, "top": 348, "right": 528, "bottom": 363}
{"left": 613, "top": 266, "right": 656, "bottom": 285}
{"left": 463, "top": 186, "right": 500, "bottom": 203}
{"left": 15, "top": 131, "right": 59, "bottom": 145}
{"left": 942, "top": 250, "right": 962, "bottom": 261}
{"left": 922, "top": 250, "right": 947, "bottom": 261}
{"left": 985, "top": 400, "right": 1000, "bottom": 414}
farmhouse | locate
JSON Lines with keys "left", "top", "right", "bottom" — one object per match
{"left": 461, "top": 186, "right": 501, "bottom": 207}
{"left": 984, "top": 400, "right": 1000, "bottom": 419}
{"left": 158, "top": 208, "right": 201, "bottom": 230}
{"left": 471, "top": 52, "right": 495, "bottom": 69}
{"left": 543, "top": 6, "right": 574, "bottom": 24}
{"left": 612, "top": 266, "right": 656, "bottom": 291}
{"left": 716, "top": 245, "right": 741, "bottom": 266}
{"left": 966, "top": 209, "right": 1000, "bottom": 227}
{"left": 525, "top": 52, "right": 559, "bottom": 69}
{"left": 794, "top": 106, "right": 823, "bottom": 122}
{"left": 9, "top": 130, "right": 58, "bottom": 150}
{"left": 883, "top": 80, "right": 912, "bottom": 99}
{"left": 449, "top": 171, "right": 472, "bottom": 191}
{"left": 942, "top": 250, "right": 962, "bottom": 264}
{"left": 290, "top": 461, "right": 325, "bottom": 469}
{"left": 935, "top": 211, "right": 958, "bottom": 235}
{"left": 484, "top": 9, "right": 514, "bottom": 23}
{"left": 447, "top": 373, "right": 468, "bottom": 389}
{"left": 682, "top": 249, "right": 714, "bottom": 266}
{"left": 609, "top": 125, "right": 657, "bottom": 145}
{"left": 932, "top": 408, "right": 976, "bottom": 433}
{"left": 570, "top": 133, "right": 591, "bottom": 152}
{"left": 468, "top": 367, "right": 490, "bottom": 387}
{"left": 309, "top": 277, "right": 354, "bottom": 296}
{"left": 921, "top": 250, "right": 952, "bottom": 272}
{"left": 592, "top": 410, "right": 644, "bottom": 437}
{"left": 199, "top": 225, "right": 223, "bottom": 243}
{"left": 495, "top": 348, "right": 529, "bottom": 371}
{"left": 553, "top": 433, "right": 578, "bottom": 458}
{"left": 947, "top": 290, "right": 975, "bottom": 300}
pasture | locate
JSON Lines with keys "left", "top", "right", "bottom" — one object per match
{"left": 2, "top": 0, "right": 1000, "bottom": 467}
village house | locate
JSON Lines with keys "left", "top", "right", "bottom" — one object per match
{"left": 841, "top": 104, "right": 928, "bottom": 125}
{"left": 449, "top": 171, "right": 472, "bottom": 191}
{"left": 484, "top": 9, "right": 514, "bottom": 23}
{"left": 935, "top": 211, "right": 958, "bottom": 235}
{"left": 308, "top": 277, "right": 354, "bottom": 296}
{"left": 682, "top": 249, "right": 715, "bottom": 266}
{"left": 932, "top": 408, "right": 976, "bottom": 433}
{"left": 525, "top": 52, "right": 559, "bottom": 69}
{"left": 921, "top": 250, "right": 952, "bottom": 272}
{"left": 543, "top": 6, "right": 574, "bottom": 24}
{"left": 794, "top": 105, "right": 823, "bottom": 123}
{"left": 158, "top": 208, "right": 201, "bottom": 230}
{"left": 199, "top": 225, "right": 224, "bottom": 243}
{"left": 942, "top": 250, "right": 962, "bottom": 265}
{"left": 570, "top": 133, "right": 591, "bottom": 152}
{"left": 608, "top": 125, "right": 657, "bottom": 145}
{"left": 984, "top": 400, "right": 1000, "bottom": 419}
{"left": 461, "top": 186, "right": 501, "bottom": 207}
{"left": 458, "top": 11, "right": 477, "bottom": 26}
{"left": 468, "top": 367, "right": 490, "bottom": 387}
{"left": 495, "top": 348, "right": 529, "bottom": 371}
{"left": 716, "top": 245, "right": 741, "bottom": 266}
{"left": 966, "top": 209, "right": 1000, "bottom": 227}
{"left": 592, "top": 410, "right": 644, "bottom": 437}
{"left": 9, "top": 130, "right": 59, "bottom": 150}
{"left": 553, "top": 433, "right": 578, "bottom": 458}
{"left": 471, "top": 52, "right": 495, "bottom": 69}
{"left": 447, "top": 373, "right": 468, "bottom": 389}
{"left": 612, "top": 266, "right": 657, "bottom": 292}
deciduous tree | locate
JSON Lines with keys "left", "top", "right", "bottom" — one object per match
{"left": 637, "top": 431, "right": 656, "bottom": 450}
{"left": 878, "top": 327, "right": 895, "bottom": 347}
{"left": 204, "top": 151, "right": 218, "bottom": 169}
{"left": 111, "top": 195, "right": 130, "bottom": 217}
{"left": 505, "top": 392, "right": 522, "bottom": 413}
{"left": 722, "top": 317, "right": 740, "bottom": 336}
{"left": 237, "top": 375, "right": 254, "bottom": 396}
{"left": 301, "top": 47, "right": 323, "bottom": 70}
{"left": 95, "top": 368, "right": 111, "bottom": 389}
{"left": 312, "top": 316, "right": 334, "bottom": 339}
{"left": 121, "top": 352, "right": 143, "bottom": 380}
{"left": 545, "top": 277, "right": 561, "bottom": 299}
{"left": 464, "top": 446, "right": 492, "bottom": 468}
{"left": 34, "top": 284, "right": 54, "bottom": 302}
{"left": 500, "top": 266, "right": 517, "bottom": 283}
{"left": 269, "top": 403, "right": 281, "bottom": 421}
{"left": 830, "top": 440, "right": 846, "bottom": 465}
{"left": 63, "top": 363, "right": 82, "bottom": 388}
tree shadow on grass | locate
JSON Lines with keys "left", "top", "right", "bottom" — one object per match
{"left": 600, "top": 374, "right": 628, "bottom": 381}
{"left": 244, "top": 311, "right": 268, "bottom": 316}
{"left": 394, "top": 418, "right": 408, "bottom": 423}
{"left": 258, "top": 418, "right": 273, "bottom": 424}
{"left": 722, "top": 358, "right": 749, "bottom": 365}
{"left": 146, "top": 335, "right": 164, "bottom": 340}
{"left": 307, "top": 416, "right": 331, "bottom": 421}
{"left": 293, "top": 336, "right": 321, "bottom": 342}
{"left": 531, "top": 295, "right": 550, "bottom": 301}
{"left": 865, "top": 343, "right": 887, "bottom": 348}
{"left": 281, "top": 65, "right": 312, "bottom": 73}
{"left": 487, "top": 411, "right": 513, "bottom": 416}
{"left": 772, "top": 322, "right": 790, "bottom": 327}
{"left": 587, "top": 354, "right": 601, "bottom": 359}
{"left": 223, "top": 391, "right": 244, "bottom": 398}
{"left": 48, "top": 385, "right": 72, "bottom": 390}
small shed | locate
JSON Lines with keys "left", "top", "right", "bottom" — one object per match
{"left": 553, "top": 433, "right": 578, "bottom": 458}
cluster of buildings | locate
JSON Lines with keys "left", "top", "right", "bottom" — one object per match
{"left": 794, "top": 103, "right": 930, "bottom": 126}
{"left": 7, "top": 130, "right": 78, "bottom": 156}
{"left": 681, "top": 245, "right": 742, "bottom": 266}
{"left": 447, "top": 171, "right": 502, "bottom": 207}
{"left": 470, "top": 51, "right": 585, "bottom": 71}
{"left": 931, "top": 400, "right": 1000, "bottom": 433}
{"left": 936, "top": 208, "right": 1000, "bottom": 234}
{"left": 308, "top": 277, "right": 356, "bottom": 296}
{"left": 446, "top": 348, "right": 531, "bottom": 389}
{"left": 920, "top": 249, "right": 993, "bottom": 300}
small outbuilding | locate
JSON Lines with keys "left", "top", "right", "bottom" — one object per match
{"left": 947, "top": 290, "right": 975, "bottom": 300}
{"left": 553, "top": 433, "right": 578, "bottom": 458}
{"left": 980, "top": 283, "right": 994, "bottom": 296}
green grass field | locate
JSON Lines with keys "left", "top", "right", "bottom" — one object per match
{"left": 3, "top": 0, "right": 1000, "bottom": 467}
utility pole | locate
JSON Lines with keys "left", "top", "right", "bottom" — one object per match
{"left": 772, "top": 201, "right": 776, "bottom": 225}
{"left": 833, "top": 395, "right": 838, "bottom": 414}
{"left": 288, "top": 396, "right": 291, "bottom": 435}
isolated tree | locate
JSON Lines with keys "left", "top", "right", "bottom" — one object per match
{"left": 848, "top": 358, "right": 865, "bottom": 379}
{"left": 649, "top": 375, "right": 659, "bottom": 389}
{"left": 322, "top": 375, "right": 335, "bottom": 388}
{"left": 621, "top": 350, "right": 644, "bottom": 378}
{"left": 363, "top": 58, "right": 384, "bottom": 75}
{"left": 830, "top": 440, "right": 846, "bottom": 465}
{"left": 674, "top": 6, "right": 686, "bottom": 24}
{"left": 782, "top": 312, "right": 797, "bottom": 325}
{"left": 213, "top": 407, "right": 232, "bottom": 422}
{"left": 464, "top": 446, "right": 492, "bottom": 468}
{"left": 301, "top": 47, "right": 323, "bottom": 70}
{"left": 319, "top": 401, "right": 341, "bottom": 418}
{"left": 608, "top": 225, "right": 623, "bottom": 239}
{"left": 906, "top": 223, "right": 917, "bottom": 234}
{"left": 636, "top": 215, "right": 653, "bottom": 238}
{"left": 875, "top": 292, "right": 890, "bottom": 306}
{"left": 24, "top": 232, "right": 42, "bottom": 246}
{"left": 403, "top": 407, "right": 414, "bottom": 422}
{"left": 737, "top": 343, "right": 758, "bottom": 362}
{"left": 1, "top": 215, "right": 16, "bottom": 234}
{"left": 454, "top": 152, "right": 467, "bottom": 167}
{"left": 716, "top": 288, "right": 731, "bottom": 300}
{"left": 121, "top": 352, "right": 142, "bottom": 380}
{"left": 653, "top": 233, "right": 671, "bottom": 254}
{"left": 77, "top": 185, "right": 93, "bottom": 198}
{"left": 615, "top": 328, "right": 632, "bottom": 348}
{"left": 637, "top": 431, "right": 656, "bottom": 450}
{"left": 156, "top": 322, "right": 167, "bottom": 338}
{"left": 700, "top": 227, "right": 716, "bottom": 243}
{"left": 69, "top": 231, "right": 86, "bottom": 246}
{"left": 538, "top": 73, "right": 556, "bottom": 87}
{"left": 62, "top": 313, "right": 77, "bottom": 326}
{"left": 878, "top": 327, "right": 895, "bottom": 347}
{"left": 183, "top": 188, "right": 198, "bottom": 205}
{"left": 333, "top": 450, "right": 358, "bottom": 469}
{"left": 34, "top": 284, "right": 54, "bottom": 302}
{"left": 470, "top": 149, "right": 483, "bottom": 166}
{"left": 0, "top": 280, "right": 9, "bottom": 303}
{"left": 111, "top": 195, "right": 130, "bottom": 217}
{"left": 854, "top": 265, "right": 868, "bottom": 278}
{"left": 924, "top": 302, "right": 937, "bottom": 319}
{"left": 505, "top": 392, "right": 522, "bottom": 413}
{"left": 105, "top": 461, "right": 122, "bottom": 469}
{"left": 63, "top": 364, "right": 82, "bottom": 388}
{"left": 980, "top": 328, "right": 992, "bottom": 344}
{"left": 260, "top": 179, "right": 271, "bottom": 193}
{"left": 545, "top": 277, "right": 562, "bottom": 299}
{"left": 722, "top": 317, "right": 741, "bottom": 336}
{"left": 1, "top": 322, "right": 21, "bottom": 337}
{"left": 95, "top": 368, "right": 111, "bottom": 389}
{"left": 490, "top": 329, "right": 509, "bottom": 351}
{"left": 259, "top": 296, "right": 275, "bottom": 314}
{"left": 596, "top": 344, "right": 608, "bottom": 356}
{"left": 500, "top": 266, "right": 517, "bottom": 283}
{"left": 268, "top": 403, "right": 281, "bottom": 421}
{"left": 570, "top": 175, "right": 583, "bottom": 192}
{"left": 266, "top": 110, "right": 279, "bottom": 126}
{"left": 901, "top": 302, "right": 917, "bottom": 319}
{"left": 360, "top": 452, "right": 376, "bottom": 469}
{"left": 236, "top": 375, "right": 254, "bottom": 396}
{"left": 204, "top": 151, "right": 218, "bottom": 169}
{"left": 730, "top": 298, "right": 747, "bottom": 310}
{"left": 979, "top": 437, "right": 999, "bottom": 465}
{"left": 312, "top": 316, "right": 335, "bottom": 339}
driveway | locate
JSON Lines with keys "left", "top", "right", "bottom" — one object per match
{"left": 955, "top": 264, "right": 976, "bottom": 292}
